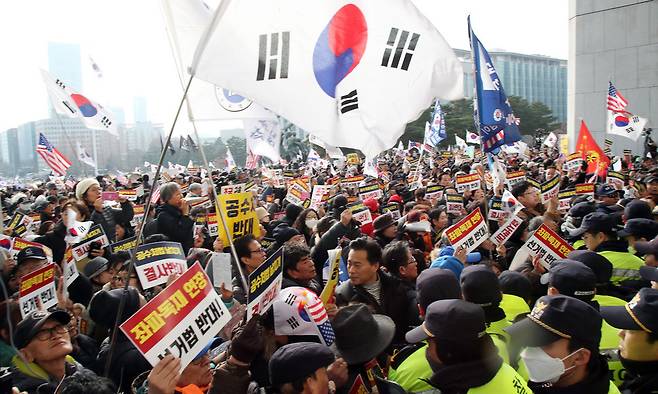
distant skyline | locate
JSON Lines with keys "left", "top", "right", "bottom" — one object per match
{"left": 0, "top": 0, "right": 568, "bottom": 137}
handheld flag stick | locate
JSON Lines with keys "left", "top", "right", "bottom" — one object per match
{"left": 103, "top": 74, "right": 194, "bottom": 377}
{"left": 185, "top": 98, "right": 250, "bottom": 293}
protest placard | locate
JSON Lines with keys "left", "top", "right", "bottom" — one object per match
{"left": 358, "top": 184, "right": 382, "bottom": 201}
{"left": 456, "top": 173, "right": 481, "bottom": 192}
{"left": 566, "top": 152, "right": 583, "bottom": 171}
{"left": 120, "top": 262, "right": 230, "bottom": 369}
{"left": 341, "top": 175, "right": 365, "bottom": 189}
{"left": 63, "top": 248, "right": 79, "bottom": 287}
{"left": 488, "top": 197, "right": 508, "bottom": 221}
{"left": 425, "top": 184, "right": 444, "bottom": 201}
{"left": 210, "top": 252, "right": 232, "bottom": 289}
{"left": 131, "top": 205, "right": 145, "bottom": 227}
{"left": 558, "top": 189, "right": 576, "bottom": 211}
{"left": 133, "top": 242, "right": 187, "bottom": 289}
{"left": 310, "top": 185, "right": 332, "bottom": 211}
{"left": 490, "top": 216, "right": 523, "bottom": 246}
{"left": 505, "top": 171, "right": 527, "bottom": 189}
{"left": 576, "top": 183, "right": 595, "bottom": 197}
{"left": 71, "top": 224, "right": 110, "bottom": 262}
{"left": 320, "top": 248, "right": 341, "bottom": 305}
{"left": 519, "top": 224, "right": 573, "bottom": 269}
{"left": 286, "top": 179, "right": 311, "bottom": 206}
{"left": 10, "top": 238, "right": 44, "bottom": 258}
{"left": 217, "top": 192, "right": 259, "bottom": 246}
{"left": 247, "top": 247, "right": 283, "bottom": 319}
{"left": 607, "top": 171, "right": 624, "bottom": 189}
{"left": 188, "top": 197, "right": 213, "bottom": 210}
{"left": 207, "top": 213, "right": 219, "bottom": 237}
{"left": 346, "top": 201, "right": 373, "bottom": 225}
{"left": 220, "top": 183, "right": 245, "bottom": 195}
{"left": 446, "top": 194, "right": 464, "bottom": 215}
{"left": 444, "top": 208, "right": 489, "bottom": 254}
{"left": 382, "top": 202, "right": 401, "bottom": 220}
{"left": 346, "top": 153, "right": 361, "bottom": 165}
{"left": 110, "top": 236, "right": 138, "bottom": 254}
{"left": 19, "top": 264, "right": 57, "bottom": 318}
{"left": 118, "top": 189, "right": 137, "bottom": 201}
{"left": 7, "top": 212, "right": 32, "bottom": 231}
{"left": 541, "top": 175, "right": 560, "bottom": 203}
{"left": 527, "top": 178, "right": 541, "bottom": 190}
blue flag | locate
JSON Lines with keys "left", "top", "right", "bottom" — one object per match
{"left": 468, "top": 17, "right": 521, "bottom": 153}
{"left": 426, "top": 99, "right": 447, "bottom": 146}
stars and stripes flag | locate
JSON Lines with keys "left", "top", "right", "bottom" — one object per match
{"left": 150, "top": 184, "right": 161, "bottom": 204}
{"left": 607, "top": 82, "right": 628, "bottom": 113}
{"left": 36, "top": 133, "right": 71, "bottom": 176}
{"left": 273, "top": 287, "right": 335, "bottom": 346}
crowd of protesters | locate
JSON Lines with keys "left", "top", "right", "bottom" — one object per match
{"left": 1, "top": 143, "right": 658, "bottom": 394}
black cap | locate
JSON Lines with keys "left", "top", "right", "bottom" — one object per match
{"left": 269, "top": 342, "right": 335, "bottom": 386}
{"left": 16, "top": 246, "right": 47, "bottom": 266}
{"left": 640, "top": 265, "right": 658, "bottom": 282}
{"left": 567, "top": 250, "right": 613, "bottom": 285}
{"left": 618, "top": 218, "right": 658, "bottom": 239}
{"left": 416, "top": 268, "right": 461, "bottom": 311}
{"left": 505, "top": 295, "right": 602, "bottom": 348}
{"left": 540, "top": 260, "right": 596, "bottom": 300}
{"left": 406, "top": 299, "right": 487, "bottom": 343}
{"left": 460, "top": 265, "right": 502, "bottom": 307}
{"left": 634, "top": 236, "right": 658, "bottom": 256}
{"left": 568, "top": 202, "right": 595, "bottom": 219}
{"left": 597, "top": 184, "right": 621, "bottom": 197}
{"left": 569, "top": 212, "right": 616, "bottom": 237}
{"left": 89, "top": 287, "right": 141, "bottom": 328}
{"left": 331, "top": 304, "right": 395, "bottom": 365}
{"left": 601, "top": 288, "right": 658, "bottom": 333}
{"left": 498, "top": 271, "right": 532, "bottom": 301}
{"left": 624, "top": 200, "right": 653, "bottom": 220}
{"left": 373, "top": 213, "right": 396, "bottom": 234}
{"left": 13, "top": 310, "right": 71, "bottom": 349}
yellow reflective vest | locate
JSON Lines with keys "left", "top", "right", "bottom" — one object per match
{"left": 598, "top": 251, "right": 643, "bottom": 286}
{"left": 468, "top": 363, "right": 531, "bottom": 394}
{"left": 500, "top": 294, "right": 530, "bottom": 323}
{"left": 594, "top": 294, "right": 628, "bottom": 387}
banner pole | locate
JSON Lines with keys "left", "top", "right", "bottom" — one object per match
{"left": 103, "top": 75, "right": 194, "bottom": 377}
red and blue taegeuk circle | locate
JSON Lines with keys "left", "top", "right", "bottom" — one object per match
{"left": 71, "top": 94, "right": 98, "bottom": 117}
{"left": 614, "top": 115, "right": 629, "bottom": 127}
{"left": 312, "top": 4, "right": 367, "bottom": 98}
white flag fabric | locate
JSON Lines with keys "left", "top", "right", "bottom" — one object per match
{"left": 397, "top": 141, "right": 404, "bottom": 152}
{"left": 309, "top": 134, "right": 344, "bottom": 159}
{"left": 225, "top": 148, "right": 236, "bottom": 170}
{"left": 502, "top": 189, "right": 523, "bottom": 215}
{"left": 607, "top": 110, "right": 647, "bottom": 141}
{"left": 543, "top": 132, "right": 558, "bottom": 148}
{"left": 191, "top": 0, "right": 463, "bottom": 157}
{"left": 76, "top": 142, "right": 96, "bottom": 168}
{"left": 160, "top": 0, "right": 275, "bottom": 121}
{"left": 466, "top": 131, "right": 480, "bottom": 144}
{"left": 64, "top": 209, "right": 93, "bottom": 244}
{"left": 243, "top": 119, "right": 282, "bottom": 162}
{"left": 455, "top": 135, "right": 468, "bottom": 150}
{"left": 41, "top": 70, "right": 118, "bottom": 137}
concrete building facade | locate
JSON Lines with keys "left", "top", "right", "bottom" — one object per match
{"left": 568, "top": 0, "right": 658, "bottom": 155}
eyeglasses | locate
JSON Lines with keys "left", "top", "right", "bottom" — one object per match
{"left": 112, "top": 274, "right": 137, "bottom": 282}
{"left": 249, "top": 247, "right": 265, "bottom": 254}
{"left": 35, "top": 324, "right": 70, "bottom": 341}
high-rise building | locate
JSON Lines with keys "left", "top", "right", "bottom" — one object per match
{"left": 454, "top": 48, "right": 568, "bottom": 124}
{"left": 133, "top": 97, "right": 148, "bottom": 123}
{"left": 568, "top": 0, "right": 658, "bottom": 155}
{"left": 48, "top": 42, "right": 82, "bottom": 92}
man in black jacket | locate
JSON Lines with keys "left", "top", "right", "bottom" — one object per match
{"left": 335, "top": 237, "right": 416, "bottom": 348}
{"left": 282, "top": 244, "right": 321, "bottom": 295}
{"left": 154, "top": 182, "right": 194, "bottom": 255}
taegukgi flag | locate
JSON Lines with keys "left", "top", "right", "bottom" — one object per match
{"left": 190, "top": 0, "right": 463, "bottom": 157}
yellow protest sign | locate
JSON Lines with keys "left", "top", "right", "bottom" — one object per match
{"left": 218, "top": 192, "right": 259, "bottom": 246}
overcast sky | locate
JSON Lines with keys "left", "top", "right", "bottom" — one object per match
{"left": 0, "top": 0, "right": 568, "bottom": 135}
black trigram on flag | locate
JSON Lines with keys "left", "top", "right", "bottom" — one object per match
{"left": 339, "top": 90, "right": 358, "bottom": 114}
{"left": 256, "top": 32, "right": 290, "bottom": 81}
{"left": 381, "top": 28, "right": 421, "bottom": 70}
{"left": 100, "top": 116, "right": 112, "bottom": 128}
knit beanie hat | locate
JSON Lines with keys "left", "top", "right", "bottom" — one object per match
{"left": 76, "top": 178, "right": 100, "bottom": 200}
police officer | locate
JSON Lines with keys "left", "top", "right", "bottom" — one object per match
{"left": 541, "top": 260, "right": 625, "bottom": 386}
{"left": 406, "top": 299, "right": 530, "bottom": 394}
{"left": 506, "top": 295, "right": 620, "bottom": 393}
{"left": 571, "top": 212, "right": 644, "bottom": 291}
{"left": 389, "top": 269, "right": 461, "bottom": 393}
{"left": 601, "top": 288, "right": 658, "bottom": 393}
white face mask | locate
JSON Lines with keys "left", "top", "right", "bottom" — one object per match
{"left": 305, "top": 219, "right": 319, "bottom": 230}
{"left": 520, "top": 346, "right": 581, "bottom": 384}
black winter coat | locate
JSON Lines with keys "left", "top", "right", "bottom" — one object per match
{"left": 87, "top": 201, "right": 134, "bottom": 243}
{"left": 95, "top": 335, "right": 151, "bottom": 394}
{"left": 310, "top": 221, "right": 361, "bottom": 277}
{"left": 155, "top": 203, "right": 194, "bottom": 255}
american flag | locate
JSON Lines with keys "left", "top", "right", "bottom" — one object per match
{"left": 607, "top": 82, "right": 628, "bottom": 112}
{"left": 483, "top": 130, "right": 505, "bottom": 151}
{"left": 36, "top": 133, "right": 71, "bottom": 176}
{"left": 245, "top": 148, "right": 259, "bottom": 170}
{"left": 306, "top": 298, "right": 335, "bottom": 346}
{"left": 150, "top": 184, "right": 161, "bottom": 204}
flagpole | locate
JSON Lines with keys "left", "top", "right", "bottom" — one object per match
{"left": 91, "top": 129, "right": 99, "bottom": 176}
{"left": 48, "top": 102, "right": 88, "bottom": 177}
{"left": 104, "top": 74, "right": 194, "bottom": 377}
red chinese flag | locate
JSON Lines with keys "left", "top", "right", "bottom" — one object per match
{"left": 575, "top": 121, "right": 609, "bottom": 177}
